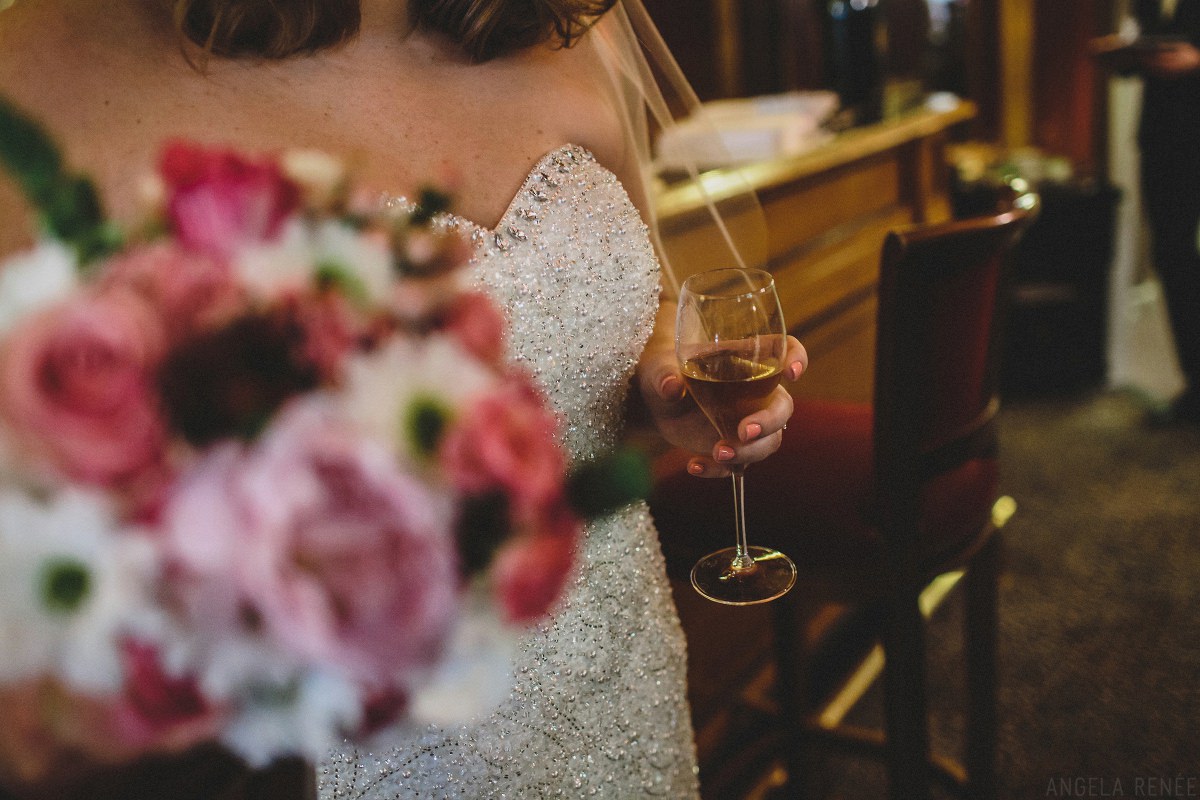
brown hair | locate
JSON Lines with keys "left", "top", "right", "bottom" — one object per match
{"left": 173, "top": 0, "right": 617, "bottom": 61}
{"left": 174, "top": 0, "right": 361, "bottom": 57}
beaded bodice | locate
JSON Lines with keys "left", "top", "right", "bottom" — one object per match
{"left": 319, "top": 145, "right": 700, "bottom": 799}
{"left": 465, "top": 145, "right": 661, "bottom": 464}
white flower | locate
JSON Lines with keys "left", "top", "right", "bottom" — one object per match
{"left": 407, "top": 588, "right": 518, "bottom": 726}
{"left": 0, "top": 487, "right": 157, "bottom": 692}
{"left": 233, "top": 218, "right": 320, "bottom": 299}
{"left": 281, "top": 148, "right": 347, "bottom": 210}
{"left": 159, "top": 620, "right": 360, "bottom": 766}
{"left": 311, "top": 218, "right": 393, "bottom": 302}
{"left": 0, "top": 240, "right": 78, "bottom": 334}
{"left": 220, "top": 667, "right": 362, "bottom": 767}
{"left": 340, "top": 334, "right": 497, "bottom": 464}
{"left": 234, "top": 218, "right": 391, "bottom": 305}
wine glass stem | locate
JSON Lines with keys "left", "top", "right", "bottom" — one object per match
{"left": 729, "top": 465, "right": 755, "bottom": 571}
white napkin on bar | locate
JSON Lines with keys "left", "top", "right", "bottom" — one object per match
{"left": 655, "top": 91, "right": 840, "bottom": 171}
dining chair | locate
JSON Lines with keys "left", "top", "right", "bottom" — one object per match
{"left": 650, "top": 196, "right": 1037, "bottom": 800}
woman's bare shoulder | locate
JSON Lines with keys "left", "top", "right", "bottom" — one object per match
{"left": 502, "top": 35, "right": 638, "bottom": 194}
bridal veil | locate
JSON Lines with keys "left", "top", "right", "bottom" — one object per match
{"left": 588, "top": 0, "right": 770, "bottom": 295}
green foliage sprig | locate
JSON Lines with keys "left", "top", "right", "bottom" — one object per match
{"left": 0, "top": 95, "right": 122, "bottom": 264}
{"left": 567, "top": 447, "right": 652, "bottom": 520}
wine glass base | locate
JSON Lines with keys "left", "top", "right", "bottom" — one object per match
{"left": 690, "top": 546, "right": 797, "bottom": 606}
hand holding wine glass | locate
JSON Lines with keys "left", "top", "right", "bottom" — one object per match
{"left": 676, "top": 267, "right": 797, "bottom": 605}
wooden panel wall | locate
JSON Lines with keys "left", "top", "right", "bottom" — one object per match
{"left": 639, "top": 0, "right": 726, "bottom": 100}
{"left": 644, "top": 0, "right": 1115, "bottom": 178}
{"left": 1032, "top": 0, "right": 1114, "bottom": 176}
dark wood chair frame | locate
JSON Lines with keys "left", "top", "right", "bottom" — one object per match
{"left": 771, "top": 201, "right": 1036, "bottom": 800}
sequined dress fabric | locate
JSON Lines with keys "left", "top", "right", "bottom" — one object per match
{"left": 320, "top": 145, "right": 700, "bottom": 799}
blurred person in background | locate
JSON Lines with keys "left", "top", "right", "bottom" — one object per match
{"left": 1098, "top": 0, "right": 1200, "bottom": 425}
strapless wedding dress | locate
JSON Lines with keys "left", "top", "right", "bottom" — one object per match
{"left": 319, "top": 145, "right": 701, "bottom": 799}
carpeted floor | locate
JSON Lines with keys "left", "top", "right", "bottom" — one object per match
{"left": 812, "top": 387, "right": 1200, "bottom": 799}
{"left": 986, "top": 388, "right": 1200, "bottom": 797}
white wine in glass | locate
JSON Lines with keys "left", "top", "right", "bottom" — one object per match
{"left": 676, "top": 267, "right": 797, "bottom": 605}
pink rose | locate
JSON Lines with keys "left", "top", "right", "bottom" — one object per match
{"left": 439, "top": 291, "right": 507, "bottom": 364}
{"left": 389, "top": 273, "right": 461, "bottom": 325}
{"left": 491, "top": 514, "right": 577, "bottom": 623}
{"left": 287, "top": 290, "right": 363, "bottom": 382}
{"left": 110, "top": 639, "right": 220, "bottom": 752}
{"left": 100, "top": 241, "right": 241, "bottom": 342}
{"left": 160, "top": 403, "right": 460, "bottom": 686}
{"left": 0, "top": 289, "right": 167, "bottom": 486}
{"left": 159, "top": 141, "right": 300, "bottom": 259}
{"left": 439, "top": 381, "right": 567, "bottom": 518}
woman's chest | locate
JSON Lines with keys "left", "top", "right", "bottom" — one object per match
{"left": 4, "top": 53, "right": 574, "bottom": 232}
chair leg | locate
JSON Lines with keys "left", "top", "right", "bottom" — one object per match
{"left": 770, "top": 595, "right": 826, "bottom": 800}
{"left": 964, "top": 534, "right": 1002, "bottom": 800}
{"left": 881, "top": 593, "right": 933, "bottom": 800}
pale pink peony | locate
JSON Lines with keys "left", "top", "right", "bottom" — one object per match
{"left": 159, "top": 402, "right": 460, "bottom": 687}
{"left": 439, "top": 381, "right": 567, "bottom": 518}
{"left": 159, "top": 141, "right": 300, "bottom": 260}
{"left": 100, "top": 241, "right": 242, "bottom": 342}
{"left": 0, "top": 289, "right": 167, "bottom": 486}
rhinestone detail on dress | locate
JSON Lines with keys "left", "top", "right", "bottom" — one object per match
{"left": 322, "top": 145, "right": 699, "bottom": 799}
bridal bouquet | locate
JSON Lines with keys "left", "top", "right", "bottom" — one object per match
{"left": 0, "top": 98, "right": 644, "bottom": 785}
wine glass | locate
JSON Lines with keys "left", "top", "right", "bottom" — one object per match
{"left": 676, "top": 267, "right": 797, "bottom": 605}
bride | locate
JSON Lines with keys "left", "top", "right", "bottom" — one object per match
{"left": 0, "top": 0, "right": 806, "bottom": 796}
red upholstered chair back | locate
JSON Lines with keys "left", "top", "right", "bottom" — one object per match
{"left": 872, "top": 206, "right": 1034, "bottom": 567}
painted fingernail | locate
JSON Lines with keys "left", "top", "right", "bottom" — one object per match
{"left": 661, "top": 376, "right": 683, "bottom": 399}
{"left": 687, "top": 462, "right": 705, "bottom": 475}
{"left": 715, "top": 446, "right": 735, "bottom": 462}
{"left": 744, "top": 423, "right": 762, "bottom": 441}
{"left": 789, "top": 361, "right": 806, "bottom": 380}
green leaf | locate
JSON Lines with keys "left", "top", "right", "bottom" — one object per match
{"left": 456, "top": 490, "right": 512, "bottom": 576}
{"left": 566, "top": 447, "right": 652, "bottom": 520}
{"left": 410, "top": 185, "right": 452, "bottom": 224}
{"left": 314, "top": 259, "right": 369, "bottom": 306}
{"left": 0, "top": 94, "right": 63, "bottom": 201}
{"left": 0, "top": 94, "right": 116, "bottom": 264}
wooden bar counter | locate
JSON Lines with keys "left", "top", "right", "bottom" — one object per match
{"left": 656, "top": 98, "right": 976, "bottom": 404}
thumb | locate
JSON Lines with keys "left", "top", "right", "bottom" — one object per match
{"left": 637, "top": 347, "right": 686, "bottom": 406}
{"left": 657, "top": 371, "right": 685, "bottom": 404}
{"left": 644, "top": 364, "right": 686, "bottom": 409}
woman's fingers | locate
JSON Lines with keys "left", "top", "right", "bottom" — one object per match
{"left": 737, "top": 386, "right": 794, "bottom": 443}
{"left": 677, "top": 336, "right": 808, "bottom": 479}
{"left": 686, "top": 427, "right": 785, "bottom": 479}
{"left": 723, "top": 429, "right": 784, "bottom": 464}
{"left": 784, "top": 335, "right": 808, "bottom": 381}
{"left": 734, "top": 338, "right": 805, "bottom": 442}
{"left": 686, "top": 456, "right": 729, "bottom": 479}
